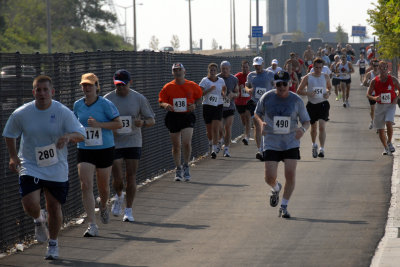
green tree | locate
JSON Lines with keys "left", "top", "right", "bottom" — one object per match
{"left": 317, "top": 22, "right": 327, "bottom": 37}
{"left": 149, "top": 36, "right": 159, "bottom": 51}
{"left": 170, "top": 35, "right": 180, "bottom": 50}
{"left": 292, "top": 30, "right": 304, "bottom": 42}
{"left": 335, "top": 24, "right": 348, "bottom": 44}
{"left": 368, "top": 0, "right": 400, "bottom": 59}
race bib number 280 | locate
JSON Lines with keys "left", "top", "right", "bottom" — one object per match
{"left": 35, "top": 143, "right": 58, "bottom": 167}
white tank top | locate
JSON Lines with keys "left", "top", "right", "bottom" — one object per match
{"left": 307, "top": 74, "right": 327, "bottom": 104}
{"left": 339, "top": 62, "right": 350, "bottom": 80}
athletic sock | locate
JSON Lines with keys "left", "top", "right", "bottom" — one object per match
{"left": 49, "top": 239, "right": 58, "bottom": 246}
{"left": 273, "top": 182, "right": 280, "bottom": 192}
{"left": 212, "top": 145, "right": 217, "bottom": 152}
{"left": 281, "top": 198, "right": 289, "bottom": 206}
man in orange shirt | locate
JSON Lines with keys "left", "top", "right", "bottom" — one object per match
{"left": 159, "top": 63, "right": 203, "bottom": 181}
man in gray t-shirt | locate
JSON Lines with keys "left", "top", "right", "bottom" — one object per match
{"left": 245, "top": 56, "right": 275, "bottom": 161}
{"left": 217, "top": 60, "right": 239, "bottom": 157}
{"left": 254, "top": 70, "right": 310, "bottom": 219}
{"left": 104, "top": 69, "right": 155, "bottom": 222}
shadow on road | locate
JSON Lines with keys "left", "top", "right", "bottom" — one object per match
{"left": 290, "top": 217, "right": 368, "bottom": 224}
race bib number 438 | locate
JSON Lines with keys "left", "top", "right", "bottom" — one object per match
{"left": 173, "top": 98, "right": 187, "bottom": 112}
{"left": 273, "top": 116, "right": 291, "bottom": 134}
{"left": 35, "top": 143, "right": 58, "bottom": 167}
{"left": 85, "top": 127, "right": 103, "bottom": 146}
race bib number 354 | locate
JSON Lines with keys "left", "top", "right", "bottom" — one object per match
{"left": 85, "top": 127, "right": 103, "bottom": 146}
{"left": 273, "top": 116, "right": 291, "bottom": 134}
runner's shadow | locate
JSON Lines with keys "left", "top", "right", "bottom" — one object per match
{"left": 290, "top": 217, "right": 368, "bottom": 224}
{"left": 189, "top": 181, "right": 249, "bottom": 187}
{"left": 105, "top": 233, "right": 180, "bottom": 243}
{"left": 48, "top": 259, "right": 144, "bottom": 267}
{"left": 133, "top": 221, "right": 209, "bottom": 230}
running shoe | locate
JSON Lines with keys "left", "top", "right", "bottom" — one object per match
{"left": 346, "top": 101, "right": 350, "bottom": 107}
{"left": 100, "top": 206, "right": 109, "bottom": 224}
{"left": 211, "top": 151, "right": 217, "bottom": 159}
{"left": 223, "top": 148, "right": 231, "bottom": 157}
{"left": 335, "top": 97, "right": 339, "bottom": 101}
{"left": 123, "top": 208, "right": 135, "bottom": 222}
{"left": 174, "top": 167, "right": 183, "bottom": 181}
{"left": 312, "top": 144, "right": 318, "bottom": 158}
{"left": 270, "top": 182, "right": 282, "bottom": 207}
{"left": 216, "top": 142, "right": 222, "bottom": 154}
{"left": 318, "top": 148, "right": 324, "bottom": 158}
{"left": 183, "top": 164, "right": 191, "bottom": 181}
{"left": 34, "top": 210, "right": 48, "bottom": 243}
{"left": 279, "top": 205, "right": 291, "bottom": 218}
{"left": 45, "top": 241, "right": 59, "bottom": 260}
{"left": 369, "top": 121, "right": 373, "bottom": 130}
{"left": 388, "top": 142, "right": 395, "bottom": 153}
{"left": 360, "top": 83, "right": 364, "bottom": 86}
{"left": 242, "top": 138, "right": 249, "bottom": 145}
{"left": 111, "top": 194, "right": 123, "bottom": 216}
{"left": 83, "top": 223, "right": 98, "bottom": 237}
{"left": 382, "top": 147, "right": 392, "bottom": 156}
{"left": 256, "top": 151, "right": 264, "bottom": 161}
{"left": 343, "top": 102, "right": 347, "bottom": 108}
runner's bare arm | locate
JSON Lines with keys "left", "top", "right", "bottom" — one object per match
{"left": 4, "top": 137, "right": 20, "bottom": 173}
{"left": 88, "top": 116, "right": 122, "bottom": 130}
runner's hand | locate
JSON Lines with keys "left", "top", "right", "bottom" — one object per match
{"left": 88, "top": 116, "right": 99, "bottom": 127}
{"left": 56, "top": 135, "right": 70, "bottom": 149}
{"left": 261, "top": 122, "right": 268, "bottom": 135}
{"left": 188, "top": 103, "right": 196, "bottom": 112}
{"left": 164, "top": 104, "right": 174, "bottom": 112}
{"left": 134, "top": 119, "right": 144, "bottom": 127}
{"left": 9, "top": 156, "right": 21, "bottom": 174}
{"left": 295, "top": 128, "right": 304, "bottom": 140}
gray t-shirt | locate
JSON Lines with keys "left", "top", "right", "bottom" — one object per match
{"left": 217, "top": 73, "right": 238, "bottom": 110}
{"left": 255, "top": 90, "right": 310, "bottom": 151}
{"left": 245, "top": 70, "right": 275, "bottom": 102}
{"left": 104, "top": 89, "right": 155, "bottom": 148}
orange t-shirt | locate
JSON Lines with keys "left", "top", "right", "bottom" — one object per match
{"left": 159, "top": 79, "right": 203, "bottom": 112}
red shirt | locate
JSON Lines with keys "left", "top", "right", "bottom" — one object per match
{"left": 234, "top": 72, "right": 251, "bottom": 105}
{"left": 374, "top": 75, "right": 396, "bottom": 104}
{"left": 159, "top": 79, "right": 202, "bottom": 112}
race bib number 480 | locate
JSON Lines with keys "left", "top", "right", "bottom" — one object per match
{"left": 273, "top": 116, "right": 291, "bottom": 134}
{"left": 117, "top": 116, "right": 132, "bottom": 134}
{"left": 85, "top": 127, "right": 103, "bottom": 146}
{"left": 35, "top": 143, "right": 58, "bottom": 167}
{"left": 173, "top": 98, "right": 187, "bottom": 112}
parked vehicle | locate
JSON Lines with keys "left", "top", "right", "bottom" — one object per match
{"left": 279, "top": 40, "right": 292, "bottom": 46}
{"left": 161, "top": 46, "right": 174, "bottom": 52}
{"left": 0, "top": 65, "right": 36, "bottom": 78}
{"left": 260, "top": 41, "right": 274, "bottom": 52}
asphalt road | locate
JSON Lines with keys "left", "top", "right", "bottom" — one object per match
{"left": 0, "top": 71, "right": 392, "bottom": 267}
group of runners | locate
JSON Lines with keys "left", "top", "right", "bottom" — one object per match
{"left": 2, "top": 43, "right": 399, "bottom": 260}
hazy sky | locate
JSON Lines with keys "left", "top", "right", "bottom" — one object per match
{"left": 111, "top": 0, "right": 378, "bottom": 50}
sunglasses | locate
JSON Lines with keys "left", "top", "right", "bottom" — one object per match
{"left": 276, "top": 81, "right": 288, "bottom": 87}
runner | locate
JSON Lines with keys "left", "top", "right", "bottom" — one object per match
{"left": 217, "top": 61, "right": 239, "bottom": 157}
{"left": 336, "top": 54, "right": 354, "bottom": 107}
{"left": 330, "top": 55, "right": 341, "bottom": 101}
{"left": 266, "top": 59, "right": 282, "bottom": 74}
{"left": 105, "top": 70, "right": 155, "bottom": 221}
{"left": 159, "top": 63, "right": 202, "bottom": 181}
{"left": 235, "top": 60, "right": 252, "bottom": 145}
{"left": 254, "top": 70, "right": 310, "bottom": 218}
{"left": 3, "top": 75, "right": 85, "bottom": 259}
{"left": 356, "top": 53, "right": 368, "bottom": 86}
{"left": 245, "top": 56, "right": 275, "bottom": 161}
{"left": 286, "top": 63, "right": 299, "bottom": 93}
{"left": 367, "top": 61, "right": 400, "bottom": 155}
{"left": 363, "top": 59, "right": 380, "bottom": 129}
{"left": 200, "top": 63, "right": 226, "bottom": 159}
{"left": 284, "top": 52, "right": 301, "bottom": 81}
{"left": 297, "top": 58, "right": 332, "bottom": 158}
{"left": 303, "top": 45, "right": 315, "bottom": 67}
{"left": 73, "top": 73, "right": 123, "bottom": 237}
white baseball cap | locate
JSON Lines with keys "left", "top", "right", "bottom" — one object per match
{"left": 253, "top": 56, "right": 264, "bottom": 66}
{"left": 271, "top": 59, "right": 278, "bottom": 65}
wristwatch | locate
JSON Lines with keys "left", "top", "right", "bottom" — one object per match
{"left": 300, "top": 126, "right": 306, "bottom": 133}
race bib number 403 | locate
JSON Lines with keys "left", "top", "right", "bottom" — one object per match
{"left": 273, "top": 116, "right": 291, "bottom": 134}
{"left": 117, "top": 116, "right": 132, "bottom": 134}
{"left": 173, "top": 98, "right": 187, "bottom": 112}
{"left": 35, "top": 143, "right": 58, "bottom": 167}
{"left": 85, "top": 127, "right": 103, "bottom": 146}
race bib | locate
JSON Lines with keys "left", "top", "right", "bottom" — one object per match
{"left": 241, "top": 87, "right": 250, "bottom": 97}
{"left": 207, "top": 94, "right": 219, "bottom": 106}
{"left": 117, "top": 116, "right": 132, "bottom": 134}
{"left": 360, "top": 63, "right": 365, "bottom": 68}
{"left": 35, "top": 144, "right": 58, "bottom": 167}
{"left": 313, "top": 87, "right": 324, "bottom": 98}
{"left": 173, "top": 98, "right": 187, "bottom": 112}
{"left": 223, "top": 97, "right": 230, "bottom": 107}
{"left": 273, "top": 116, "right": 291, "bottom": 134}
{"left": 255, "top": 87, "right": 266, "bottom": 99}
{"left": 85, "top": 127, "right": 103, "bottom": 146}
{"left": 381, "top": 93, "right": 391, "bottom": 104}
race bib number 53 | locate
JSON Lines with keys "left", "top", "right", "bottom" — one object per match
{"left": 35, "top": 144, "right": 58, "bottom": 167}
{"left": 85, "top": 127, "right": 103, "bottom": 146}
{"left": 273, "top": 116, "right": 291, "bottom": 134}
{"left": 117, "top": 116, "right": 132, "bottom": 134}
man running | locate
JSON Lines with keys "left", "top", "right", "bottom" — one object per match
{"left": 363, "top": 59, "right": 380, "bottom": 129}
{"left": 245, "top": 56, "right": 275, "bottom": 161}
{"left": 303, "top": 45, "right": 315, "bottom": 67}
{"left": 3, "top": 75, "right": 85, "bottom": 259}
{"left": 336, "top": 54, "right": 354, "bottom": 107}
{"left": 254, "top": 70, "right": 310, "bottom": 218}
{"left": 159, "top": 63, "right": 202, "bottom": 181}
{"left": 217, "top": 61, "right": 239, "bottom": 157}
{"left": 105, "top": 69, "right": 155, "bottom": 222}
{"left": 297, "top": 58, "right": 332, "bottom": 158}
{"left": 330, "top": 55, "right": 341, "bottom": 101}
{"left": 266, "top": 59, "right": 282, "bottom": 74}
{"left": 356, "top": 53, "right": 368, "bottom": 86}
{"left": 235, "top": 60, "right": 252, "bottom": 145}
{"left": 367, "top": 61, "right": 400, "bottom": 155}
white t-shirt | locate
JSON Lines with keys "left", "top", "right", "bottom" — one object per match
{"left": 266, "top": 66, "right": 282, "bottom": 74}
{"left": 2, "top": 100, "right": 85, "bottom": 182}
{"left": 310, "top": 66, "right": 331, "bottom": 75}
{"left": 200, "top": 77, "right": 225, "bottom": 106}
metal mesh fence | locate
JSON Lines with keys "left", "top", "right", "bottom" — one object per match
{"left": 0, "top": 51, "right": 252, "bottom": 251}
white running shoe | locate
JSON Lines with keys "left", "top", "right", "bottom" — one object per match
{"left": 346, "top": 101, "right": 350, "bottom": 107}
{"left": 123, "top": 208, "right": 135, "bottom": 222}
{"left": 83, "top": 223, "right": 98, "bottom": 237}
{"left": 34, "top": 210, "right": 48, "bottom": 243}
{"left": 312, "top": 144, "right": 318, "bottom": 158}
{"left": 45, "top": 241, "right": 59, "bottom": 260}
{"left": 111, "top": 194, "right": 124, "bottom": 216}
{"left": 369, "top": 121, "right": 373, "bottom": 130}
{"left": 382, "top": 147, "right": 392, "bottom": 156}
{"left": 183, "top": 164, "right": 191, "bottom": 181}
{"left": 174, "top": 166, "right": 183, "bottom": 181}
{"left": 388, "top": 142, "right": 395, "bottom": 153}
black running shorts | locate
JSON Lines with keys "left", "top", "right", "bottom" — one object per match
{"left": 306, "top": 101, "right": 330, "bottom": 124}
{"left": 19, "top": 175, "right": 69, "bottom": 204}
{"left": 263, "top": 148, "right": 300, "bottom": 162}
{"left": 202, "top": 104, "right": 223, "bottom": 124}
{"left": 78, "top": 147, "right": 115, "bottom": 168}
{"left": 164, "top": 111, "right": 196, "bottom": 133}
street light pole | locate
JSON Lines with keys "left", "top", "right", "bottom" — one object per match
{"left": 256, "top": 0, "right": 259, "bottom": 54}
{"left": 249, "top": 0, "right": 251, "bottom": 49}
{"left": 188, "top": 0, "right": 193, "bottom": 53}
{"left": 233, "top": 0, "right": 236, "bottom": 51}
{"left": 46, "top": 0, "right": 52, "bottom": 53}
{"left": 133, "top": 0, "right": 137, "bottom": 51}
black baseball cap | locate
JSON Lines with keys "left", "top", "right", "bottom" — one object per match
{"left": 113, "top": 69, "right": 131, "bottom": 85}
{"left": 274, "top": 71, "right": 290, "bottom": 83}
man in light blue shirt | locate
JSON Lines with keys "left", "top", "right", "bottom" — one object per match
{"left": 254, "top": 71, "right": 310, "bottom": 219}
{"left": 3, "top": 75, "right": 85, "bottom": 260}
